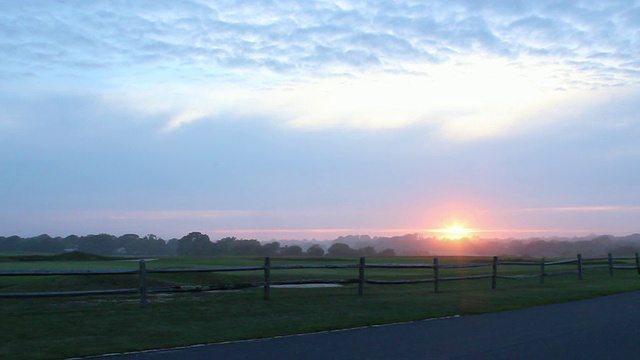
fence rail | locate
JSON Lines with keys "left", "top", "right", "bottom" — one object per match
{"left": 1, "top": 253, "right": 639, "bottom": 306}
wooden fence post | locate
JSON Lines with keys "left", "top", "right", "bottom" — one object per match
{"left": 263, "top": 257, "right": 271, "bottom": 300}
{"left": 540, "top": 258, "right": 545, "bottom": 284}
{"left": 491, "top": 256, "right": 497, "bottom": 289}
{"left": 358, "top": 257, "right": 365, "bottom": 296}
{"left": 636, "top": 253, "right": 640, "bottom": 275}
{"left": 139, "top": 259, "right": 147, "bottom": 308}
{"left": 608, "top": 253, "right": 614, "bottom": 277}
{"left": 433, "top": 257, "right": 440, "bottom": 293}
{"left": 577, "top": 254, "right": 583, "bottom": 280}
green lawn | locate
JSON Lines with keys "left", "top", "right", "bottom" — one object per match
{"left": 1, "top": 254, "right": 639, "bottom": 360}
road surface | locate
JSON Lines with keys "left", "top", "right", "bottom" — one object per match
{"left": 85, "top": 291, "right": 640, "bottom": 359}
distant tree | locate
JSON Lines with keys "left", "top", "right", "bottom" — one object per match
{"left": 78, "top": 234, "right": 117, "bottom": 255}
{"left": 212, "top": 237, "right": 235, "bottom": 255}
{"left": 30, "top": 234, "right": 64, "bottom": 253}
{"left": 113, "top": 233, "right": 168, "bottom": 255}
{"left": 117, "top": 234, "right": 141, "bottom": 255}
{"left": 229, "top": 239, "right": 262, "bottom": 256}
{"left": 612, "top": 245, "right": 639, "bottom": 257}
{"left": 377, "top": 248, "right": 396, "bottom": 257}
{"left": 142, "top": 234, "right": 168, "bottom": 255}
{"left": 61, "top": 235, "right": 80, "bottom": 251}
{"left": 211, "top": 237, "right": 264, "bottom": 256}
{"left": 145, "top": 234, "right": 158, "bottom": 241}
{"left": 166, "top": 238, "right": 179, "bottom": 255}
{"left": 358, "top": 246, "right": 377, "bottom": 257}
{"left": 281, "top": 245, "right": 304, "bottom": 256}
{"left": 177, "top": 232, "right": 212, "bottom": 256}
{"left": 306, "top": 244, "right": 325, "bottom": 257}
{"left": 261, "top": 242, "right": 281, "bottom": 256}
{"left": 327, "top": 242, "right": 357, "bottom": 257}
{"left": 3, "top": 236, "right": 22, "bottom": 252}
{"left": 522, "top": 240, "right": 551, "bottom": 258}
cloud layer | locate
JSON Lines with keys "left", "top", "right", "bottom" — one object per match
{"left": 1, "top": 1, "right": 639, "bottom": 238}
{"left": 3, "top": 0, "right": 638, "bottom": 77}
{"left": 2, "top": 1, "right": 639, "bottom": 135}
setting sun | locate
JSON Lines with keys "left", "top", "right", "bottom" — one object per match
{"left": 439, "top": 225, "right": 471, "bottom": 239}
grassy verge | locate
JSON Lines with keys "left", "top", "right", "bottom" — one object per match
{"left": 1, "top": 255, "right": 639, "bottom": 359}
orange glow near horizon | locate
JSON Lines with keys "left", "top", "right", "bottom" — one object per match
{"left": 194, "top": 225, "right": 610, "bottom": 241}
{"left": 436, "top": 224, "right": 472, "bottom": 239}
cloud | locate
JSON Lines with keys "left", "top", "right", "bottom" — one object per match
{"left": 3, "top": 0, "right": 640, "bottom": 138}
{"left": 2, "top": 1, "right": 640, "bottom": 239}
{"left": 82, "top": 209, "right": 256, "bottom": 221}
{"left": 100, "top": 54, "right": 592, "bottom": 139}
{"left": 515, "top": 206, "right": 640, "bottom": 213}
{"left": 2, "top": 0, "right": 638, "bottom": 78}
{"left": 1, "top": 83, "right": 639, "bottom": 238}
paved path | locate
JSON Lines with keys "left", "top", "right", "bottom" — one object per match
{"left": 90, "top": 291, "right": 640, "bottom": 360}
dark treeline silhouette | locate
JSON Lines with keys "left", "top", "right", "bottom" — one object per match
{"left": 321, "top": 233, "right": 640, "bottom": 258}
{"left": 3, "top": 232, "right": 640, "bottom": 258}
{"left": 0, "top": 232, "right": 395, "bottom": 257}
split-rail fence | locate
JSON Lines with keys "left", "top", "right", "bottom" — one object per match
{"left": 1, "top": 253, "right": 639, "bottom": 307}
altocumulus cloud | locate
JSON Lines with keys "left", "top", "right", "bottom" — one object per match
{"left": 2, "top": 1, "right": 638, "bottom": 75}
{"left": 1, "top": 0, "right": 639, "bottom": 135}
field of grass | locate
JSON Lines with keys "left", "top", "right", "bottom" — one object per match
{"left": 1, "top": 253, "right": 639, "bottom": 359}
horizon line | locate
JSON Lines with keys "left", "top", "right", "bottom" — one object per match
{"left": 196, "top": 227, "right": 634, "bottom": 240}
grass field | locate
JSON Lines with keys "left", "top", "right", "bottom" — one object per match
{"left": 1, "top": 253, "right": 639, "bottom": 360}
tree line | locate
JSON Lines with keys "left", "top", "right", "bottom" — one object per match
{"left": 0, "top": 232, "right": 396, "bottom": 257}
{"left": 328, "top": 233, "right": 640, "bottom": 258}
{"left": 4, "top": 231, "right": 639, "bottom": 258}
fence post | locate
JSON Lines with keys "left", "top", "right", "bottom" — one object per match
{"left": 540, "top": 258, "right": 545, "bottom": 284}
{"left": 139, "top": 259, "right": 147, "bottom": 308}
{"left": 491, "top": 256, "right": 497, "bottom": 289}
{"left": 608, "top": 253, "right": 614, "bottom": 277}
{"left": 433, "top": 257, "right": 440, "bottom": 293}
{"left": 358, "top": 257, "right": 365, "bottom": 296}
{"left": 577, "top": 254, "right": 583, "bottom": 280}
{"left": 263, "top": 257, "right": 271, "bottom": 300}
{"left": 636, "top": 253, "right": 640, "bottom": 275}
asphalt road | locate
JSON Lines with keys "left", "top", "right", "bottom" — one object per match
{"left": 87, "top": 291, "right": 640, "bottom": 360}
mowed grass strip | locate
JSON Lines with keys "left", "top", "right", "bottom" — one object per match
{"left": 1, "top": 255, "right": 639, "bottom": 360}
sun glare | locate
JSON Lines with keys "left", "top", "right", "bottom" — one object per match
{"left": 440, "top": 225, "right": 470, "bottom": 240}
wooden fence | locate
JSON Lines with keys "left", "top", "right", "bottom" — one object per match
{"left": 1, "top": 253, "right": 639, "bottom": 307}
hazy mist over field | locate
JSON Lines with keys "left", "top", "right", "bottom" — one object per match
{"left": 1, "top": 1, "right": 639, "bottom": 240}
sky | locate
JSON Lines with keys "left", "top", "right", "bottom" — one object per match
{"left": 1, "top": 0, "right": 640, "bottom": 241}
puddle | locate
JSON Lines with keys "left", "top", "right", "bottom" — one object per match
{"left": 119, "top": 259, "right": 158, "bottom": 262}
{"left": 271, "top": 284, "right": 343, "bottom": 288}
